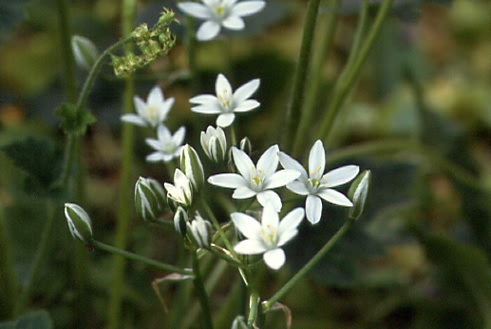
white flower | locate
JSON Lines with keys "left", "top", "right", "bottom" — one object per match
{"left": 145, "top": 125, "right": 186, "bottom": 163}
{"left": 232, "top": 205, "right": 304, "bottom": 270}
{"left": 279, "top": 140, "right": 360, "bottom": 225}
{"left": 164, "top": 169, "right": 193, "bottom": 207}
{"left": 121, "top": 86, "right": 175, "bottom": 128}
{"left": 208, "top": 145, "right": 300, "bottom": 212}
{"left": 189, "top": 74, "right": 260, "bottom": 128}
{"left": 177, "top": 0, "right": 265, "bottom": 41}
{"left": 187, "top": 212, "right": 212, "bottom": 249}
{"left": 200, "top": 125, "right": 227, "bottom": 162}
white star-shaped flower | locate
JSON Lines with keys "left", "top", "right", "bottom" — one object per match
{"left": 279, "top": 140, "right": 360, "bottom": 224}
{"left": 232, "top": 205, "right": 305, "bottom": 270}
{"left": 208, "top": 145, "right": 300, "bottom": 212}
{"left": 164, "top": 169, "right": 193, "bottom": 207}
{"left": 178, "top": 0, "right": 266, "bottom": 41}
{"left": 145, "top": 125, "right": 186, "bottom": 163}
{"left": 189, "top": 74, "right": 260, "bottom": 128}
{"left": 121, "top": 85, "right": 175, "bottom": 128}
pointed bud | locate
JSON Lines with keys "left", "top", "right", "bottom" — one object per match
{"left": 347, "top": 170, "right": 371, "bottom": 219}
{"left": 64, "top": 203, "right": 93, "bottom": 243}
{"left": 71, "top": 35, "right": 99, "bottom": 71}
{"left": 180, "top": 144, "right": 204, "bottom": 192}
{"left": 135, "top": 177, "right": 166, "bottom": 222}
{"left": 174, "top": 207, "right": 188, "bottom": 236}
{"left": 239, "top": 137, "right": 251, "bottom": 156}
{"left": 200, "top": 126, "right": 227, "bottom": 162}
{"left": 187, "top": 213, "right": 212, "bottom": 249}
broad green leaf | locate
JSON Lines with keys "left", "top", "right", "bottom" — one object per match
{"left": 55, "top": 103, "right": 97, "bottom": 136}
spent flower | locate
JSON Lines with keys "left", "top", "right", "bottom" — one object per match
{"left": 121, "top": 86, "right": 175, "bottom": 128}
{"left": 208, "top": 145, "right": 300, "bottom": 212}
{"left": 232, "top": 205, "right": 304, "bottom": 270}
{"left": 145, "top": 125, "right": 186, "bottom": 163}
{"left": 189, "top": 74, "right": 260, "bottom": 127}
{"left": 178, "top": 0, "right": 265, "bottom": 41}
{"left": 279, "top": 140, "right": 359, "bottom": 224}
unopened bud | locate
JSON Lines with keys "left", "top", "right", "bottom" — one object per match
{"left": 64, "top": 203, "right": 93, "bottom": 243}
{"left": 71, "top": 35, "right": 99, "bottom": 71}
{"left": 135, "top": 177, "right": 166, "bottom": 222}
{"left": 347, "top": 170, "right": 371, "bottom": 219}
{"left": 200, "top": 126, "right": 227, "bottom": 162}
{"left": 187, "top": 213, "right": 212, "bottom": 249}
{"left": 174, "top": 207, "right": 188, "bottom": 236}
{"left": 239, "top": 137, "right": 251, "bottom": 156}
{"left": 180, "top": 144, "right": 204, "bottom": 192}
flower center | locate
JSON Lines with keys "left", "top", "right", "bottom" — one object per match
{"left": 250, "top": 168, "right": 264, "bottom": 190}
{"left": 218, "top": 88, "right": 233, "bottom": 111}
{"left": 260, "top": 223, "right": 277, "bottom": 247}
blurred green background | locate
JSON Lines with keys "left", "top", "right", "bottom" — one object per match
{"left": 1, "top": 0, "right": 491, "bottom": 328}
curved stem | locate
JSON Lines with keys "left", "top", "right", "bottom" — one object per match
{"left": 192, "top": 251, "right": 214, "bottom": 329}
{"left": 263, "top": 217, "right": 355, "bottom": 310}
{"left": 284, "top": 0, "right": 322, "bottom": 150}
{"left": 92, "top": 240, "right": 192, "bottom": 275}
{"left": 318, "top": 0, "right": 393, "bottom": 143}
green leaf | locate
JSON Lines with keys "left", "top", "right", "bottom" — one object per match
{"left": 0, "top": 137, "right": 62, "bottom": 192}
{"left": 0, "top": 310, "right": 53, "bottom": 329}
{"left": 55, "top": 103, "right": 97, "bottom": 136}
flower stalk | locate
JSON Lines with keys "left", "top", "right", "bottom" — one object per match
{"left": 192, "top": 251, "right": 214, "bottom": 329}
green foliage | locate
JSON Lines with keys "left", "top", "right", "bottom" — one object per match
{"left": 55, "top": 103, "right": 97, "bottom": 137}
{"left": 1, "top": 138, "right": 63, "bottom": 194}
{"left": 0, "top": 311, "right": 53, "bottom": 329}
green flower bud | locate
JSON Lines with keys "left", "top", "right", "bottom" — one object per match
{"left": 187, "top": 213, "right": 212, "bottom": 249}
{"left": 180, "top": 144, "right": 204, "bottom": 192}
{"left": 239, "top": 137, "right": 251, "bottom": 156}
{"left": 64, "top": 203, "right": 93, "bottom": 243}
{"left": 200, "top": 126, "right": 227, "bottom": 162}
{"left": 174, "top": 206, "right": 188, "bottom": 236}
{"left": 71, "top": 35, "right": 99, "bottom": 71}
{"left": 135, "top": 177, "right": 166, "bottom": 222}
{"left": 347, "top": 170, "right": 371, "bottom": 219}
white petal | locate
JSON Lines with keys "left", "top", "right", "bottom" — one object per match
{"left": 222, "top": 16, "right": 245, "bottom": 30}
{"left": 318, "top": 189, "right": 353, "bottom": 207}
{"left": 146, "top": 152, "right": 164, "bottom": 162}
{"left": 191, "top": 104, "right": 222, "bottom": 114}
{"left": 232, "top": 147, "right": 255, "bottom": 179}
{"left": 177, "top": 2, "right": 211, "bottom": 19}
{"left": 216, "top": 113, "right": 236, "bottom": 127}
{"left": 263, "top": 248, "right": 285, "bottom": 270}
{"left": 232, "top": 186, "right": 256, "bottom": 199}
{"left": 158, "top": 98, "right": 174, "bottom": 122}
{"left": 121, "top": 114, "right": 146, "bottom": 127}
{"left": 172, "top": 126, "right": 186, "bottom": 145}
{"left": 208, "top": 173, "right": 246, "bottom": 188}
{"left": 196, "top": 21, "right": 221, "bottom": 41}
{"left": 133, "top": 96, "right": 146, "bottom": 117}
{"left": 231, "top": 212, "right": 261, "bottom": 239}
{"left": 157, "top": 125, "right": 172, "bottom": 141}
{"left": 308, "top": 140, "right": 325, "bottom": 180}
{"left": 305, "top": 194, "right": 322, "bottom": 224}
{"left": 147, "top": 85, "right": 164, "bottom": 104}
{"left": 233, "top": 79, "right": 260, "bottom": 103}
{"left": 264, "top": 169, "right": 300, "bottom": 189}
{"left": 257, "top": 144, "right": 279, "bottom": 175}
{"left": 277, "top": 229, "right": 298, "bottom": 248}
{"left": 323, "top": 165, "right": 360, "bottom": 187}
{"left": 286, "top": 181, "right": 309, "bottom": 195}
{"left": 261, "top": 205, "right": 280, "bottom": 228}
{"left": 145, "top": 138, "right": 162, "bottom": 151}
{"left": 234, "top": 239, "right": 267, "bottom": 255}
{"left": 216, "top": 74, "right": 233, "bottom": 96}
{"left": 189, "top": 94, "right": 217, "bottom": 105}
{"left": 279, "top": 152, "right": 308, "bottom": 179}
{"left": 257, "top": 191, "right": 282, "bottom": 212}
{"left": 233, "top": 100, "right": 260, "bottom": 113}
{"left": 278, "top": 207, "right": 304, "bottom": 235}
{"left": 232, "top": 1, "right": 266, "bottom": 17}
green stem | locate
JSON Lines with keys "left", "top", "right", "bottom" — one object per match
{"left": 92, "top": 240, "right": 192, "bottom": 275}
{"left": 0, "top": 206, "right": 17, "bottom": 319}
{"left": 263, "top": 217, "right": 355, "bottom": 310}
{"left": 15, "top": 201, "right": 57, "bottom": 315}
{"left": 106, "top": 1, "right": 136, "bottom": 328}
{"left": 201, "top": 200, "right": 238, "bottom": 259}
{"left": 247, "top": 291, "right": 260, "bottom": 327}
{"left": 209, "top": 244, "right": 243, "bottom": 267}
{"left": 284, "top": 0, "right": 322, "bottom": 150}
{"left": 318, "top": 0, "right": 393, "bottom": 143}
{"left": 56, "top": 0, "right": 77, "bottom": 103}
{"left": 293, "top": 0, "right": 341, "bottom": 156}
{"left": 192, "top": 251, "right": 214, "bottom": 329}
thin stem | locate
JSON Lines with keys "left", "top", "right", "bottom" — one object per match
{"left": 106, "top": 1, "right": 136, "bottom": 328}
{"left": 209, "top": 243, "right": 243, "bottom": 267}
{"left": 92, "top": 240, "right": 192, "bottom": 275}
{"left": 284, "top": 0, "right": 322, "bottom": 151}
{"left": 56, "top": 0, "right": 77, "bottom": 103}
{"left": 293, "top": 0, "right": 341, "bottom": 156}
{"left": 192, "top": 251, "right": 214, "bottom": 329}
{"left": 263, "top": 217, "right": 355, "bottom": 310}
{"left": 318, "top": 0, "right": 393, "bottom": 143}
{"left": 0, "top": 206, "right": 17, "bottom": 319}
{"left": 247, "top": 291, "right": 260, "bottom": 327}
